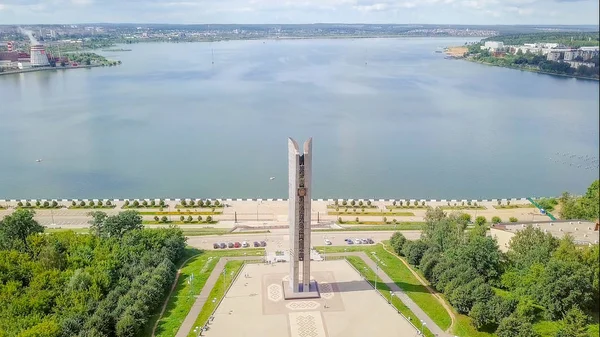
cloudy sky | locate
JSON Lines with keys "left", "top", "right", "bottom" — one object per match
{"left": 0, "top": 0, "right": 598, "bottom": 25}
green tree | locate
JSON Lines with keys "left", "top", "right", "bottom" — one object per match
{"left": 187, "top": 216, "right": 193, "bottom": 223}
{"left": 106, "top": 200, "right": 112, "bottom": 206}
{"left": 350, "top": 200, "right": 356, "bottom": 206}
{"left": 17, "top": 201, "right": 23, "bottom": 207}
{"left": 403, "top": 240, "right": 428, "bottom": 265}
{"left": 205, "top": 200, "right": 211, "bottom": 207}
{"left": 97, "top": 200, "right": 103, "bottom": 207}
{"left": 80, "top": 200, "right": 86, "bottom": 207}
{"left": 507, "top": 226, "right": 558, "bottom": 269}
{"left": 89, "top": 200, "right": 95, "bottom": 207}
{"left": 154, "top": 216, "right": 159, "bottom": 222}
{"left": 475, "top": 216, "right": 486, "bottom": 227}
{"left": 35, "top": 200, "right": 41, "bottom": 207}
{"left": 358, "top": 200, "right": 363, "bottom": 207}
{"left": 0, "top": 209, "right": 44, "bottom": 252}
{"left": 470, "top": 302, "right": 494, "bottom": 330}
{"left": 51, "top": 200, "right": 58, "bottom": 208}
{"left": 132, "top": 200, "right": 139, "bottom": 207}
{"left": 496, "top": 315, "right": 539, "bottom": 337}
{"left": 88, "top": 210, "right": 143, "bottom": 238}
{"left": 142, "top": 200, "right": 148, "bottom": 207}
{"left": 492, "top": 216, "right": 502, "bottom": 224}
{"left": 150, "top": 200, "right": 156, "bottom": 207}
{"left": 181, "top": 199, "right": 187, "bottom": 207}
{"left": 355, "top": 217, "right": 359, "bottom": 223}
{"left": 43, "top": 201, "right": 50, "bottom": 208}
{"left": 555, "top": 307, "right": 589, "bottom": 337}
{"left": 124, "top": 200, "right": 129, "bottom": 207}
{"left": 161, "top": 216, "right": 168, "bottom": 223}
{"left": 509, "top": 217, "right": 518, "bottom": 222}
{"left": 197, "top": 216, "right": 203, "bottom": 222}
{"left": 71, "top": 201, "right": 76, "bottom": 207}
{"left": 206, "top": 215, "right": 212, "bottom": 223}
{"left": 159, "top": 199, "right": 165, "bottom": 207}
{"left": 367, "top": 200, "right": 372, "bottom": 206}
{"left": 180, "top": 215, "right": 184, "bottom": 222}
{"left": 390, "top": 232, "right": 407, "bottom": 256}
{"left": 188, "top": 200, "right": 195, "bottom": 207}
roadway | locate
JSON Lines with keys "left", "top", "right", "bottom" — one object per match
{"left": 185, "top": 230, "right": 421, "bottom": 250}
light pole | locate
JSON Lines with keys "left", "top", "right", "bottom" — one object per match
{"left": 420, "top": 320, "right": 426, "bottom": 335}
{"left": 193, "top": 326, "right": 201, "bottom": 337}
{"left": 374, "top": 262, "right": 379, "bottom": 291}
{"left": 389, "top": 291, "right": 394, "bottom": 304}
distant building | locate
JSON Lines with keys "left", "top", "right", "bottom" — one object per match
{"left": 483, "top": 41, "right": 504, "bottom": 51}
{"left": 30, "top": 45, "right": 50, "bottom": 67}
{"left": 491, "top": 220, "right": 599, "bottom": 253}
{"left": 566, "top": 61, "right": 595, "bottom": 69}
{"left": 564, "top": 50, "right": 580, "bottom": 61}
{"left": 547, "top": 51, "right": 561, "bottom": 61}
{"left": 17, "top": 61, "right": 31, "bottom": 69}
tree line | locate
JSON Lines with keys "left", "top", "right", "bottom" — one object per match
{"left": 0, "top": 209, "right": 186, "bottom": 336}
{"left": 483, "top": 32, "right": 600, "bottom": 48}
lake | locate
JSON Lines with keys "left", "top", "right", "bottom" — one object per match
{"left": 0, "top": 38, "right": 598, "bottom": 200}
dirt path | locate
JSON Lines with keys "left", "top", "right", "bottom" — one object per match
{"left": 379, "top": 243, "right": 457, "bottom": 333}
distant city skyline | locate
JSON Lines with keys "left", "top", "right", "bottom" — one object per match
{"left": 0, "top": 0, "right": 599, "bottom": 26}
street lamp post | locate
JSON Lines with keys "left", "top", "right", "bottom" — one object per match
{"left": 420, "top": 320, "right": 426, "bottom": 335}
{"left": 374, "top": 263, "right": 379, "bottom": 290}
{"left": 193, "top": 326, "right": 201, "bottom": 337}
{"left": 389, "top": 291, "right": 394, "bottom": 304}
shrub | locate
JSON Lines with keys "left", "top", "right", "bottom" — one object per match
{"left": 421, "top": 201, "right": 426, "bottom": 206}
{"left": 132, "top": 200, "right": 139, "bottom": 207}
{"left": 475, "top": 216, "right": 486, "bottom": 226}
{"left": 180, "top": 216, "right": 184, "bottom": 222}
{"left": 26, "top": 201, "right": 31, "bottom": 207}
{"left": 79, "top": 201, "right": 86, "bottom": 207}
{"left": 199, "top": 200, "right": 205, "bottom": 207}
{"left": 187, "top": 215, "right": 193, "bottom": 222}
{"left": 215, "top": 200, "right": 221, "bottom": 207}
{"left": 71, "top": 201, "right": 76, "bottom": 206}
{"left": 206, "top": 215, "right": 213, "bottom": 222}
{"left": 507, "top": 200, "right": 511, "bottom": 206}
{"left": 124, "top": 200, "right": 130, "bottom": 206}
{"left": 355, "top": 217, "right": 359, "bottom": 223}
{"left": 205, "top": 200, "right": 211, "bottom": 207}
{"left": 509, "top": 217, "right": 518, "bottom": 223}
{"left": 159, "top": 200, "right": 165, "bottom": 206}
{"left": 97, "top": 200, "right": 103, "bottom": 207}
{"left": 342, "top": 200, "right": 347, "bottom": 206}
{"left": 35, "top": 200, "right": 41, "bottom": 207}
{"left": 467, "top": 200, "right": 472, "bottom": 206}
{"left": 358, "top": 200, "right": 363, "bottom": 207}
{"left": 154, "top": 216, "right": 159, "bottom": 222}
{"left": 393, "top": 219, "right": 397, "bottom": 224}
{"left": 142, "top": 200, "right": 148, "bottom": 207}
{"left": 338, "top": 217, "right": 343, "bottom": 224}
{"left": 367, "top": 200, "right": 372, "bottom": 206}
{"left": 474, "top": 202, "right": 478, "bottom": 207}
{"left": 498, "top": 200, "right": 501, "bottom": 206}
{"left": 334, "top": 200, "right": 339, "bottom": 206}
{"left": 89, "top": 201, "right": 95, "bottom": 207}
{"left": 335, "top": 207, "right": 339, "bottom": 211}
{"left": 188, "top": 200, "right": 195, "bottom": 207}
{"left": 150, "top": 200, "right": 156, "bottom": 207}
{"left": 491, "top": 216, "right": 501, "bottom": 224}
{"left": 198, "top": 216, "right": 203, "bottom": 222}
{"left": 181, "top": 200, "right": 187, "bottom": 207}
{"left": 17, "top": 201, "right": 23, "bottom": 207}
{"left": 51, "top": 200, "right": 58, "bottom": 208}
{"left": 161, "top": 216, "right": 168, "bottom": 223}
{"left": 43, "top": 201, "right": 50, "bottom": 208}
{"left": 106, "top": 200, "right": 112, "bottom": 206}
{"left": 459, "top": 213, "right": 472, "bottom": 223}
{"left": 393, "top": 201, "right": 397, "bottom": 206}
{"left": 413, "top": 200, "right": 418, "bottom": 206}
{"left": 350, "top": 200, "right": 356, "bottom": 206}
{"left": 361, "top": 208, "right": 365, "bottom": 212}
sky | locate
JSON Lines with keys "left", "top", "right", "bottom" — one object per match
{"left": 0, "top": 0, "right": 599, "bottom": 25}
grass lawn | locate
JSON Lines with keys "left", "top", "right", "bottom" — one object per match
{"left": 186, "top": 260, "right": 245, "bottom": 337}
{"left": 67, "top": 205, "right": 116, "bottom": 209}
{"left": 492, "top": 204, "right": 535, "bottom": 209}
{"left": 142, "top": 220, "right": 219, "bottom": 225}
{"left": 439, "top": 206, "right": 486, "bottom": 210}
{"left": 386, "top": 205, "right": 429, "bottom": 209}
{"left": 152, "top": 248, "right": 264, "bottom": 337}
{"left": 139, "top": 211, "right": 223, "bottom": 215}
{"left": 175, "top": 205, "right": 224, "bottom": 209}
{"left": 332, "top": 223, "right": 424, "bottom": 230}
{"left": 345, "top": 256, "right": 435, "bottom": 337}
{"left": 327, "top": 205, "right": 378, "bottom": 209}
{"left": 328, "top": 211, "right": 415, "bottom": 216}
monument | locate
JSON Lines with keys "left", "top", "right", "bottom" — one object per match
{"left": 284, "top": 137, "right": 319, "bottom": 299}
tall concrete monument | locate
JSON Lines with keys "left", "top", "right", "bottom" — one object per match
{"left": 286, "top": 137, "right": 318, "bottom": 297}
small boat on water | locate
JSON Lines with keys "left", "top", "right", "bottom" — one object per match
{"left": 35, "top": 159, "right": 42, "bottom": 163}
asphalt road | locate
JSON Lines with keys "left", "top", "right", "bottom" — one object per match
{"left": 185, "top": 230, "right": 421, "bottom": 250}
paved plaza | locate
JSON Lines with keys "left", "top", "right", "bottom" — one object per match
{"left": 204, "top": 260, "right": 419, "bottom": 337}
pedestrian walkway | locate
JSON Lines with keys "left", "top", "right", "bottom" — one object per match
{"left": 326, "top": 252, "right": 452, "bottom": 337}
{"left": 173, "top": 256, "right": 258, "bottom": 337}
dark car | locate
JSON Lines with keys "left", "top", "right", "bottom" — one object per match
{"left": 346, "top": 239, "right": 353, "bottom": 244}
{"left": 234, "top": 242, "right": 241, "bottom": 248}
{"left": 227, "top": 242, "right": 234, "bottom": 248}
{"left": 260, "top": 241, "right": 267, "bottom": 247}
{"left": 366, "top": 238, "right": 374, "bottom": 244}
{"left": 213, "top": 243, "right": 220, "bottom": 249}
{"left": 219, "top": 243, "right": 227, "bottom": 249}
{"left": 253, "top": 241, "right": 260, "bottom": 247}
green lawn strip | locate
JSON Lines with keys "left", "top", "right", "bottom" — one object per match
{"left": 327, "top": 205, "right": 378, "bottom": 209}
{"left": 142, "top": 220, "right": 219, "bottom": 225}
{"left": 179, "top": 229, "right": 271, "bottom": 236}
{"left": 345, "top": 256, "right": 435, "bottom": 337}
{"left": 385, "top": 206, "right": 429, "bottom": 210}
{"left": 67, "top": 206, "right": 116, "bottom": 209}
{"left": 332, "top": 223, "right": 424, "bottom": 230}
{"left": 533, "top": 319, "right": 599, "bottom": 337}
{"left": 328, "top": 211, "right": 415, "bottom": 216}
{"left": 439, "top": 206, "right": 486, "bottom": 210}
{"left": 139, "top": 211, "right": 223, "bottom": 215}
{"left": 371, "top": 245, "right": 452, "bottom": 331}
{"left": 17, "top": 206, "right": 64, "bottom": 209}
{"left": 154, "top": 249, "right": 263, "bottom": 337}
{"left": 492, "top": 204, "right": 535, "bottom": 209}
{"left": 186, "top": 260, "right": 245, "bottom": 337}
{"left": 452, "top": 314, "right": 495, "bottom": 337}
{"left": 175, "top": 205, "right": 224, "bottom": 209}
{"left": 122, "top": 205, "right": 164, "bottom": 209}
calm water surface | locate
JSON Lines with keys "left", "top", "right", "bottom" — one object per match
{"left": 0, "top": 38, "right": 598, "bottom": 199}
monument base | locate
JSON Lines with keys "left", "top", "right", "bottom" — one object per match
{"left": 282, "top": 280, "right": 320, "bottom": 300}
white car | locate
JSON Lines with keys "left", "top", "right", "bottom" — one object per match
{"left": 242, "top": 241, "right": 249, "bottom": 248}
{"left": 354, "top": 238, "right": 361, "bottom": 244}
{"left": 324, "top": 239, "right": 332, "bottom": 245}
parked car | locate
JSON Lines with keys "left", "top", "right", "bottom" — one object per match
{"left": 360, "top": 239, "right": 368, "bottom": 244}
{"left": 234, "top": 242, "right": 241, "bottom": 248}
{"left": 260, "top": 241, "right": 267, "bottom": 247}
{"left": 347, "top": 239, "right": 354, "bottom": 245}
{"left": 213, "top": 243, "right": 220, "bottom": 249}
{"left": 354, "top": 238, "right": 361, "bottom": 244}
{"left": 324, "top": 239, "right": 332, "bottom": 245}
{"left": 366, "top": 238, "right": 374, "bottom": 244}
{"left": 227, "top": 242, "right": 234, "bottom": 248}
{"left": 242, "top": 241, "right": 249, "bottom": 248}
{"left": 253, "top": 241, "right": 260, "bottom": 247}
{"left": 344, "top": 238, "right": 351, "bottom": 243}
{"left": 220, "top": 243, "right": 227, "bottom": 249}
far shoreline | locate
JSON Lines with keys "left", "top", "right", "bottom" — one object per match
{"left": 0, "top": 64, "right": 116, "bottom": 77}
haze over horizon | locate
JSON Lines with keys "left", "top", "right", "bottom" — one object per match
{"left": 1, "top": 0, "right": 599, "bottom": 26}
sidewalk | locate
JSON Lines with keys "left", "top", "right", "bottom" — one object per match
{"left": 326, "top": 252, "right": 452, "bottom": 337}
{"left": 173, "top": 256, "right": 258, "bottom": 337}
